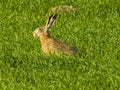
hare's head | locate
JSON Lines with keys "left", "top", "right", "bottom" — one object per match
{"left": 33, "top": 14, "right": 57, "bottom": 38}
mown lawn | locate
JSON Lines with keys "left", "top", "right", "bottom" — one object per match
{"left": 0, "top": 0, "right": 120, "bottom": 89}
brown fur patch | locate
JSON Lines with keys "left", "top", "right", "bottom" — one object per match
{"left": 49, "top": 5, "right": 77, "bottom": 13}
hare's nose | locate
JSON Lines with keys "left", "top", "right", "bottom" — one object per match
{"left": 33, "top": 31, "right": 36, "bottom": 37}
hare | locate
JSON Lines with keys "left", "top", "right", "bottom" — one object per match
{"left": 50, "top": 5, "right": 77, "bottom": 13}
{"left": 33, "top": 14, "right": 77, "bottom": 55}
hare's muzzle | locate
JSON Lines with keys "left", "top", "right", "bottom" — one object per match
{"left": 33, "top": 31, "right": 37, "bottom": 38}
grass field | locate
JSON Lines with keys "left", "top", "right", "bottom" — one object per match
{"left": 0, "top": 0, "right": 120, "bottom": 89}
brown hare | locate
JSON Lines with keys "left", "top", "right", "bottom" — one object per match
{"left": 50, "top": 5, "right": 77, "bottom": 13}
{"left": 33, "top": 14, "right": 77, "bottom": 55}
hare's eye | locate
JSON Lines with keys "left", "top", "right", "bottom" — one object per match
{"left": 39, "top": 28, "right": 42, "bottom": 31}
{"left": 39, "top": 28, "right": 44, "bottom": 32}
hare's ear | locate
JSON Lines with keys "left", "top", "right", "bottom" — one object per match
{"left": 45, "top": 14, "right": 57, "bottom": 29}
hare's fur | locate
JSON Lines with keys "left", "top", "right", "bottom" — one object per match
{"left": 50, "top": 5, "right": 77, "bottom": 13}
{"left": 33, "top": 15, "right": 77, "bottom": 55}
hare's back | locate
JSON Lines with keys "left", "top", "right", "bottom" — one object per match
{"left": 47, "top": 38, "right": 77, "bottom": 54}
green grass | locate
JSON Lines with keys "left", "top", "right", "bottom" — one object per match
{"left": 0, "top": 0, "right": 120, "bottom": 89}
